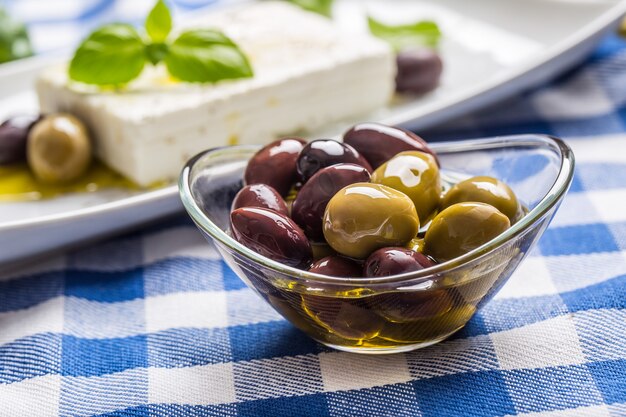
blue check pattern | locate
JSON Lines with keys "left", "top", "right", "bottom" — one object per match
{"left": 2, "top": 3, "right": 626, "bottom": 417}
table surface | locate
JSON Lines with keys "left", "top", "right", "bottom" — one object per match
{"left": 1, "top": 2, "right": 626, "bottom": 417}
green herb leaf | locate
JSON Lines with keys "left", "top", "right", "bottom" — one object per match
{"left": 0, "top": 7, "right": 34, "bottom": 64}
{"left": 368, "top": 16, "right": 441, "bottom": 51}
{"left": 145, "top": 0, "right": 172, "bottom": 43}
{"left": 165, "top": 29, "right": 253, "bottom": 83}
{"left": 69, "top": 24, "right": 146, "bottom": 86}
{"left": 287, "top": 0, "right": 333, "bottom": 17}
{"left": 145, "top": 42, "right": 169, "bottom": 65}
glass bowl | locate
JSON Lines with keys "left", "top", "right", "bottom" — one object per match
{"left": 179, "top": 134, "right": 574, "bottom": 354}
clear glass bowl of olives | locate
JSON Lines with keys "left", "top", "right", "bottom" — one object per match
{"left": 179, "top": 125, "right": 574, "bottom": 354}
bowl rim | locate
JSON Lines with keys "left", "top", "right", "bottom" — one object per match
{"left": 179, "top": 134, "right": 575, "bottom": 286}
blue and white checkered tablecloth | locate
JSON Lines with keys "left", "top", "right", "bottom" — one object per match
{"left": 1, "top": 2, "right": 626, "bottom": 416}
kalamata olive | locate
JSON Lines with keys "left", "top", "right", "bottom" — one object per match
{"left": 441, "top": 176, "right": 520, "bottom": 222}
{"left": 301, "top": 295, "right": 384, "bottom": 340}
{"left": 395, "top": 48, "right": 443, "bottom": 95}
{"left": 292, "top": 163, "right": 371, "bottom": 240}
{"left": 296, "top": 139, "right": 372, "bottom": 183}
{"left": 230, "top": 207, "right": 313, "bottom": 269}
{"left": 363, "top": 247, "right": 435, "bottom": 277}
{"left": 424, "top": 202, "right": 511, "bottom": 262}
{"left": 371, "top": 151, "right": 441, "bottom": 223}
{"left": 343, "top": 122, "right": 439, "bottom": 168}
{"left": 231, "top": 184, "right": 289, "bottom": 216}
{"left": 369, "top": 290, "right": 453, "bottom": 323}
{"left": 244, "top": 137, "right": 306, "bottom": 196}
{"left": 323, "top": 183, "right": 420, "bottom": 259}
{"left": 308, "top": 255, "right": 362, "bottom": 277}
{"left": 0, "top": 115, "right": 42, "bottom": 165}
{"left": 27, "top": 113, "right": 92, "bottom": 184}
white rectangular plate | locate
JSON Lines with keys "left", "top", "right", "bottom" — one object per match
{"left": 1, "top": 0, "right": 624, "bottom": 265}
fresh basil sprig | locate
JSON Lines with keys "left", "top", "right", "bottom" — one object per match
{"left": 0, "top": 7, "right": 34, "bottom": 64}
{"left": 69, "top": 0, "right": 253, "bottom": 86}
{"left": 288, "top": 0, "right": 333, "bottom": 17}
{"left": 368, "top": 16, "right": 441, "bottom": 51}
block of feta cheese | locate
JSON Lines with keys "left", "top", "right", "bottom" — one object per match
{"left": 36, "top": 1, "right": 394, "bottom": 186}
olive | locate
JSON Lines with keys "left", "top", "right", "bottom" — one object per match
{"left": 311, "top": 243, "right": 336, "bottom": 261}
{"left": 27, "top": 114, "right": 92, "bottom": 184}
{"left": 441, "top": 176, "right": 520, "bottom": 222}
{"left": 363, "top": 247, "right": 435, "bottom": 277}
{"left": 231, "top": 184, "right": 289, "bottom": 216}
{"left": 323, "top": 183, "right": 419, "bottom": 259}
{"left": 244, "top": 137, "right": 306, "bottom": 196}
{"left": 343, "top": 122, "right": 439, "bottom": 169}
{"left": 308, "top": 255, "right": 362, "bottom": 277}
{"left": 368, "top": 290, "right": 453, "bottom": 323}
{"left": 291, "top": 163, "right": 371, "bottom": 240}
{"left": 296, "top": 139, "right": 372, "bottom": 183}
{"left": 230, "top": 207, "right": 313, "bottom": 269}
{"left": 371, "top": 151, "right": 441, "bottom": 223}
{"left": 0, "top": 115, "right": 42, "bottom": 165}
{"left": 424, "top": 202, "right": 511, "bottom": 262}
{"left": 395, "top": 48, "right": 443, "bottom": 95}
{"left": 405, "top": 237, "right": 425, "bottom": 253}
{"left": 301, "top": 295, "right": 384, "bottom": 340}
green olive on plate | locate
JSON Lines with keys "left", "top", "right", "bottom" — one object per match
{"left": 323, "top": 183, "right": 419, "bottom": 259}
{"left": 441, "top": 175, "right": 519, "bottom": 222}
{"left": 424, "top": 202, "right": 511, "bottom": 262}
{"left": 371, "top": 150, "right": 440, "bottom": 223}
{"left": 27, "top": 113, "right": 92, "bottom": 184}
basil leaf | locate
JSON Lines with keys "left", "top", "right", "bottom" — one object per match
{"left": 165, "top": 29, "right": 253, "bottom": 83}
{"left": 368, "top": 16, "right": 441, "bottom": 51}
{"left": 0, "top": 8, "right": 33, "bottom": 64}
{"left": 145, "top": 0, "right": 172, "bottom": 43}
{"left": 69, "top": 24, "right": 146, "bottom": 86}
{"left": 287, "top": 0, "right": 333, "bottom": 17}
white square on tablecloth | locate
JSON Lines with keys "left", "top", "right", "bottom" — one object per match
{"left": 0, "top": 375, "right": 60, "bottom": 417}
{"left": 145, "top": 291, "right": 228, "bottom": 332}
{"left": 495, "top": 257, "right": 558, "bottom": 300}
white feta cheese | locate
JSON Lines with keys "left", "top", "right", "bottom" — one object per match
{"left": 36, "top": 1, "right": 394, "bottom": 186}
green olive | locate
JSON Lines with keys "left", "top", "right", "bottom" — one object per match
{"left": 424, "top": 202, "right": 510, "bottom": 262}
{"left": 27, "top": 114, "right": 92, "bottom": 184}
{"left": 323, "top": 183, "right": 419, "bottom": 259}
{"left": 405, "top": 237, "right": 425, "bottom": 253}
{"left": 441, "top": 176, "right": 519, "bottom": 222}
{"left": 371, "top": 151, "right": 440, "bottom": 223}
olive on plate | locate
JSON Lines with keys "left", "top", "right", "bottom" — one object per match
{"left": 0, "top": 115, "right": 42, "bottom": 165}
{"left": 395, "top": 48, "right": 443, "bottom": 95}
{"left": 296, "top": 139, "right": 371, "bottom": 183}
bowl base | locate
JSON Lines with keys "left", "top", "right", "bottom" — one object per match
{"left": 320, "top": 326, "right": 463, "bottom": 355}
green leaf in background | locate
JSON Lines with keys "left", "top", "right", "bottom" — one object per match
{"left": 69, "top": 24, "right": 146, "bottom": 86}
{"left": 368, "top": 16, "right": 441, "bottom": 51}
{"left": 287, "top": 0, "right": 333, "bottom": 18}
{"left": 145, "top": 0, "right": 172, "bottom": 43}
{"left": 0, "top": 7, "right": 34, "bottom": 64}
{"left": 165, "top": 29, "right": 253, "bottom": 83}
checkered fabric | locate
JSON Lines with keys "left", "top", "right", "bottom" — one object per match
{"left": 2, "top": 4, "right": 626, "bottom": 417}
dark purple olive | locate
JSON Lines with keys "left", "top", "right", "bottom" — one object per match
{"left": 343, "top": 122, "right": 439, "bottom": 169}
{"left": 369, "top": 290, "right": 453, "bottom": 322}
{"left": 364, "top": 247, "right": 435, "bottom": 277}
{"left": 244, "top": 137, "right": 306, "bottom": 196}
{"left": 395, "top": 48, "right": 443, "bottom": 95}
{"left": 292, "top": 163, "right": 370, "bottom": 240}
{"left": 230, "top": 207, "right": 312, "bottom": 269}
{"left": 308, "top": 255, "right": 362, "bottom": 277}
{"left": 296, "top": 139, "right": 372, "bottom": 183}
{"left": 0, "top": 115, "right": 42, "bottom": 165}
{"left": 231, "top": 184, "right": 289, "bottom": 216}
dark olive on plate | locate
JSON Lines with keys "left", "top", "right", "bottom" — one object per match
{"left": 230, "top": 207, "right": 313, "bottom": 269}
{"left": 296, "top": 139, "right": 372, "bottom": 183}
{"left": 395, "top": 48, "right": 443, "bottom": 95}
{"left": 308, "top": 255, "right": 362, "bottom": 277}
{"left": 424, "top": 202, "right": 511, "bottom": 262}
{"left": 364, "top": 247, "right": 435, "bottom": 277}
{"left": 292, "top": 163, "right": 371, "bottom": 240}
{"left": 441, "top": 175, "right": 520, "bottom": 222}
{"left": 0, "top": 114, "right": 42, "bottom": 165}
{"left": 343, "top": 122, "right": 439, "bottom": 169}
{"left": 231, "top": 184, "right": 289, "bottom": 216}
{"left": 27, "top": 113, "right": 92, "bottom": 184}
{"left": 244, "top": 137, "right": 306, "bottom": 196}
{"left": 323, "top": 183, "right": 420, "bottom": 259}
